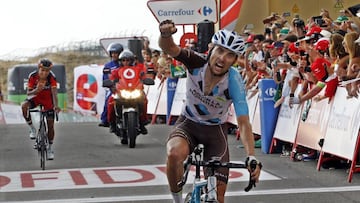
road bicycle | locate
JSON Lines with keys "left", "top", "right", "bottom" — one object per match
{"left": 30, "top": 107, "right": 58, "bottom": 170}
{"left": 178, "top": 144, "right": 261, "bottom": 203}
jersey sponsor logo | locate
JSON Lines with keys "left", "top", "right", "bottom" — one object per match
{"left": 189, "top": 88, "right": 222, "bottom": 108}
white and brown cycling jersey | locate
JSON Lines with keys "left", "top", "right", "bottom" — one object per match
{"left": 174, "top": 49, "right": 249, "bottom": 125}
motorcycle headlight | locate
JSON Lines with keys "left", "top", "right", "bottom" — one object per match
{"left": 120, "top": 89, "right": 142, "bottom": 99}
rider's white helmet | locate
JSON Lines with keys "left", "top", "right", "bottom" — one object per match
{"left": 211, "top": 29, "right": 246, "bottom": 55}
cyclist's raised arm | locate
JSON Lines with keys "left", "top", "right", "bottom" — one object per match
{"left": 158, "top": 20, "right": 181, "bottom": 58}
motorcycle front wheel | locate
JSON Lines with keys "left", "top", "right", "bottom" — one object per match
{"left": 127, "top": 111, "right": 138, "bottom": 148}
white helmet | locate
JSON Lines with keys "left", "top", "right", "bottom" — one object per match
{"left": 211, "top": 29, "right": 245, "bottom": 55}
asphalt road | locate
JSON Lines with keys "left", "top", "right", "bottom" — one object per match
{"left": 1, "top": 122, "right": 360, "bottom": 203}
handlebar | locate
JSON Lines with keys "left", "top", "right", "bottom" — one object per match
{"left": 244, "top": 159, "right": 262, "bottom": 192}
{"left": 178, "top": 147, "right": 262, "bottom": 192}
{"left": 29, "top": 109, "right": 59, "bottom": 122}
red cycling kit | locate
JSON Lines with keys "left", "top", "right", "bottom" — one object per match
{"left": 27, "top": 71, "right": 57, "bottom": 110}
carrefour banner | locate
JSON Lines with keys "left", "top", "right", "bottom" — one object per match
{"left": 147, "top": 0, "right": 218, "bottom": 25}
{"left": 258, "top": 79, "right": 280, "bottom": 154}
{"left": 73, "top": 65, "right": 105, "bottom": 115}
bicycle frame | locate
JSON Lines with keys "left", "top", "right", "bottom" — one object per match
{"left": 179, "top": 144, "right": 259, "bottom": 203}
{"left": 29, "top": 107, "right": 57, "bottom": 170}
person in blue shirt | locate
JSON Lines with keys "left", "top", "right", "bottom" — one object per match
{"left": 99, "top": 42, "right": 124, "bottom": 128}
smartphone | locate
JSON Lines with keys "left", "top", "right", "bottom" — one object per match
{"left": 282, "top": 12, "right": 291, "bottom": 17}
{"left": 312, "top": 15, "right": 322, "bottom": 21}
{"left": 315, "top": 18, "right": 325, "bottom": 27}
{"left": 245, "top": 24, "right": 254, "bottom": 30}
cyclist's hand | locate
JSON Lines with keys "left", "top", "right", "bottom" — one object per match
{"left": 159, "top": 19, "right": 177, "bottom": 38}
{"left": 36, "top": 81, "right": 46, "bottom": 92}
{"left": 245, "top": 156, "right": 262, "bottom": 182}
{"left": 252, "top": 163, "right": 262, "bottom": 183}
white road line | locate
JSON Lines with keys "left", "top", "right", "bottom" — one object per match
{"left": 3, "top": 185, "right": 360, "bottom": 203}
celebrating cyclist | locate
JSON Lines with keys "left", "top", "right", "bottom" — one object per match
{"left": 159, "top": 20, "right": 262, "bottom": 203}
{"left": 21, "top": 59, "right": 61, "bottom": 160}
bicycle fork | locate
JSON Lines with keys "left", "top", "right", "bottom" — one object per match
{"left": 190, "top": 177, "right": 217, "bottom": 203}
{"left": 206, "top": 176, "right": 217, "bottom": 201}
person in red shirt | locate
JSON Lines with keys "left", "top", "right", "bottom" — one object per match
{"left": 289, "top": 39, "right": 339, "bottom": 105}
{"left": 107, "top": 50, "right": 149, "bottom": 142}
{"left": 21, "top": 59, "right": 61, "bottom": 160}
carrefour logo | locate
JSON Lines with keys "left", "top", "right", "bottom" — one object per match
{"left": 157, "top": 6, "right": 213, "bottom": 17}
{"left": 168, "top": 81, "right": 177, "bottom": 89}
{"left": 265, "top": 87, "right": 277, "bottom": 97}
{"left": 198, "top": 6, "right": 213, "bottom": 16}
{"left": 259, "top": 87, "right": 276, "bottom": 99}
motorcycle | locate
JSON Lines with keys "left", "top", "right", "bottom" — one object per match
{"left": 103, "top": 65, "right": 154, "bottom": 148}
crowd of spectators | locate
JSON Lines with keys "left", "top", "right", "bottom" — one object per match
{"left": 139, "top": 5, "right": 360, "bottom": 163}
{"left": 237, "top": 6, "right": 360, "bottom": 106}
{"left": 146, "top": 6, "right": 360, "bottom": 109}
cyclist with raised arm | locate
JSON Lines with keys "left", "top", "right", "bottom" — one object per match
{"left": 21, "top": 59, "right": 61, "bottom": 160}
{"left": 159, "top": 20, "right": 262, "bottom": 203}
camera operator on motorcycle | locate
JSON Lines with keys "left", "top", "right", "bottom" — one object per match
{"left": 107, "top": 50, "right": 150, "bottom": 143}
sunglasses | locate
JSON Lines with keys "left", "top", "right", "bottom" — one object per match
{"left": 121, "top": 59, "right": 130, "bottom": 62}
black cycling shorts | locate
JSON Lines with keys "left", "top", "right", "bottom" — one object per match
{"left": 167, "top": 115, "right": 230, "bottom": 183}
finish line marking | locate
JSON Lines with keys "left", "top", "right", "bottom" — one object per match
{"left": 0, "top": 164, "right": 278, "bottom": 192}
{"left": 4, "top": 186, "right": 360, "bottom": 203}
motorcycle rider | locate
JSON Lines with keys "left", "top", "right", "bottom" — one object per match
{"left": 99, "top": 42, "right": 124, "bottom": 128}
{"left": 107, "top": 50, "right": 149, "bottom": 143}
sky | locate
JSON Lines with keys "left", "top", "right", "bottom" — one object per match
{"left": 0, "top": 0, "right": 178, "bottom": 58}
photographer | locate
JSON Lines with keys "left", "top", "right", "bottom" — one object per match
{"left": 291, "top": 16, "right": 306, "bottom": 38}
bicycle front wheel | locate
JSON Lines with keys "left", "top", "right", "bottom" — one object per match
{"left": 184, "top": 192, "right": 192, "bottom": 203}
{"left": 40, "top": 143, "right": 46, "bottom": 170}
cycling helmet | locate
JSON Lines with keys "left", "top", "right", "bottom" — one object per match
{"left": 107, "top": 42, "right": 124, "bottom": 56}
{"left": 119, "top": 49, "right": 135, "bottom": 65}
{"left": 38, "top": 58, "right": 53, "bottom": 69}
{"left": 211, "top": 29, "right": 246, "bottom": 55}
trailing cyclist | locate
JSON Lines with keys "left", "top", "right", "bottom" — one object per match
{"left": 21, "top": 59, "right": 61, "bottom": 160}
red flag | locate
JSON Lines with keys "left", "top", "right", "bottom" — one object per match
{"left": 220, "top": 0, "right": 243, "bottom": 30}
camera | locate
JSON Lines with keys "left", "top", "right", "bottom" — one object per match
{"left": 293, "top": 19, "right": 305, "bottom": 27}
{"left": 315, "top": 18, "right": 326, "bottom": 27}
{"left": 295, "top": 41, "right": 300, "bottom": 48}
{"left": 348, "top": 4, "right": 360, "bottom": 17}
